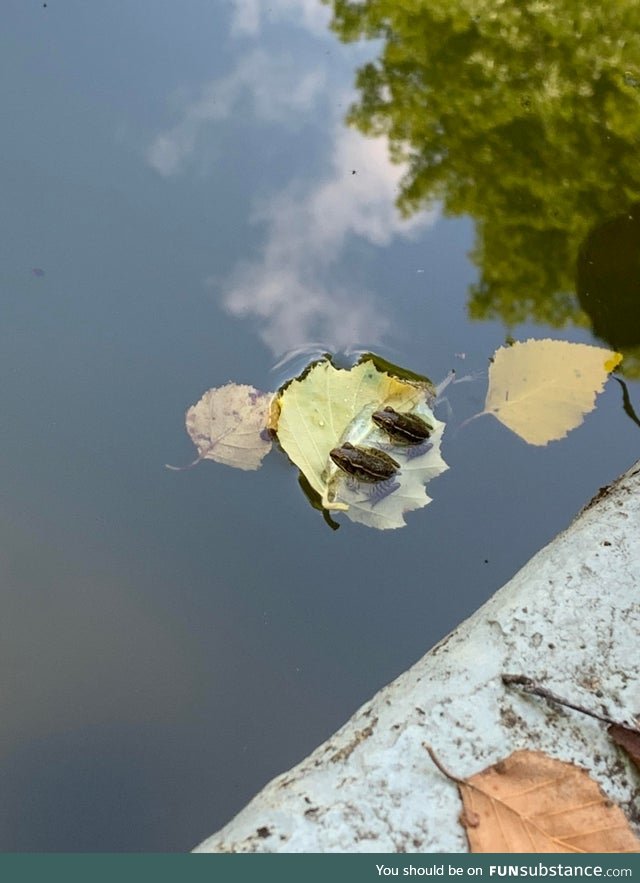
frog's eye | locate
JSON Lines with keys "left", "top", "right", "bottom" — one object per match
{"left": 342, "top": 442, "right": 355, "bottom": 450}
{"left": 383, "top": 406, "right": 395, "bottom": 414}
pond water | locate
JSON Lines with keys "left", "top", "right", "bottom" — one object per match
{"left": 1, "top": 0, "right": 639, "bottom": 851}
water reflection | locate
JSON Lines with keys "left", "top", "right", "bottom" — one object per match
{"left": 229, "top": 0, "right": 331, "bottom": 37}
{"left": 146, "top": 49, "right": 327, "bottom": 177}
{"left": 147, "top": 37, "right": 437, "bottom": 355}
{"left": 577, "top": 207, "right": 640, "bottom": 366}
{"left": 326, "top": 0, "right": 640, "bottom": 375}
{"left": 218, "top": 123, "right": 435, "bottom": 353}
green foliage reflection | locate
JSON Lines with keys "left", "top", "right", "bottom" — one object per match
{"left": 325, "top": 0, "right": 640, "bottom": 374}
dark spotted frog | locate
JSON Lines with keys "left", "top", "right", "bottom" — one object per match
{"left": 371, "top": 406, "right": 433, "bottom": 445}
{"left": 329, "top": 442, "right": 400, "bottom": 483}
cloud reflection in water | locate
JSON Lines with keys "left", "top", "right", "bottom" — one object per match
{"left": 147, "top": 9, "right": 438, "bottom": 355}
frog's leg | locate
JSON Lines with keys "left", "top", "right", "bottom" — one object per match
{"left": 402, "top": 440, "right": 433, "bottom": 461}
{"left": 375, "top": 438, "right": 434, "bottom": 460}
{"left": 350, "top": 476, "right": 401, "bottom": 507}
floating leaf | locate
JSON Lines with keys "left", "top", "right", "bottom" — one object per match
{"left": 430, "top": 747, "right": 640, "bottom": 853}
{"left": 483, "top": 339, "right": 622, "bottom": 445}
{"left": 273, "top": 359, "right": 448, "bottom": 528}
{"left": 274, "top": 360, "right": 417, "bottom": 498}
{"left": 178, "top": 383, "right": 273, "bottom": 471}
{"left": 324, "top": 401, "right": 447, "bottom": 529}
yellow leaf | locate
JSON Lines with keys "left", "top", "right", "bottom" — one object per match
{"left": 274, "top": 359, "right": 448, "bottom": 528}
{"left": 484, "top": 339, "right": 622, "bottom": 445}
{"left": 275, "top": 360, "right": 413, "bottom": 496}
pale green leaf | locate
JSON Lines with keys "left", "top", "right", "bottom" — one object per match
{"left": 274, "top": 359, "right": 448, "bottom": 528}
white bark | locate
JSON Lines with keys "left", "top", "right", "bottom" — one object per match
{"left": 194, "top": 460, "right": 640, "bottom": 853}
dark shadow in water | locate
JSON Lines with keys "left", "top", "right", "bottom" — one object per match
{"left": 577, "top": 207, "right": 640, "bottom": 352}
{"left": 613, "top": 376, "right": 640, "bottom": 430}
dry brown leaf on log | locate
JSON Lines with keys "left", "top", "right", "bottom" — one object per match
{"left": 426, "top": 746, "right": 640, "bottom": 853}
{"left": 608, "top": 724, "right": 640, "bottom": 771}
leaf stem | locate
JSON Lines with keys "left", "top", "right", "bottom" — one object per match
{"left": 502, "top": 673, "right": 624, "bottom": 728}
{"left": 423, "top": 743, "right": 465, "bottom": 785}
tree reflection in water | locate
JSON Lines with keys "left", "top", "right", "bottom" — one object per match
{"left": 325, "top": 0, "right": 640, "bottom": 375}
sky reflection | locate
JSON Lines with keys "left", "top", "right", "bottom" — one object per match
{"left": 146, "top": 9, "right": 437, "bottom": 355}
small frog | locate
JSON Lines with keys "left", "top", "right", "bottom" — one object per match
{"left": 371, "top": 406, "right": 433, "bottom": 445}
{"left": 329, "top": 442, "right": 400, "bottom": 483}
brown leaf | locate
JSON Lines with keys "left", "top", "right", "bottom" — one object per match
{"left": 459, "top": 808, "right": 480, "bottom": 828}
{"left": 184, "top": 383, "right": 273, "bottom": 471}
{"left": 457, "top": 750, "right": 639, "bottom": 853}
{"left": 608, "top": 723, "right": 640, "bottom": 770}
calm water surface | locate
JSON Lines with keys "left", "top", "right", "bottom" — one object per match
{"left": 1, "top": 0, "right": 639, "bottom": 850}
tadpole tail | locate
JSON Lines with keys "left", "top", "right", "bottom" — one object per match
{"left": 165, "top": 456, "right": 203, "bottom": 471}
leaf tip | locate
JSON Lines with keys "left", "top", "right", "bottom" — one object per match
{"left": 604, "top": 352, "right": 623, "bottom": 372}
